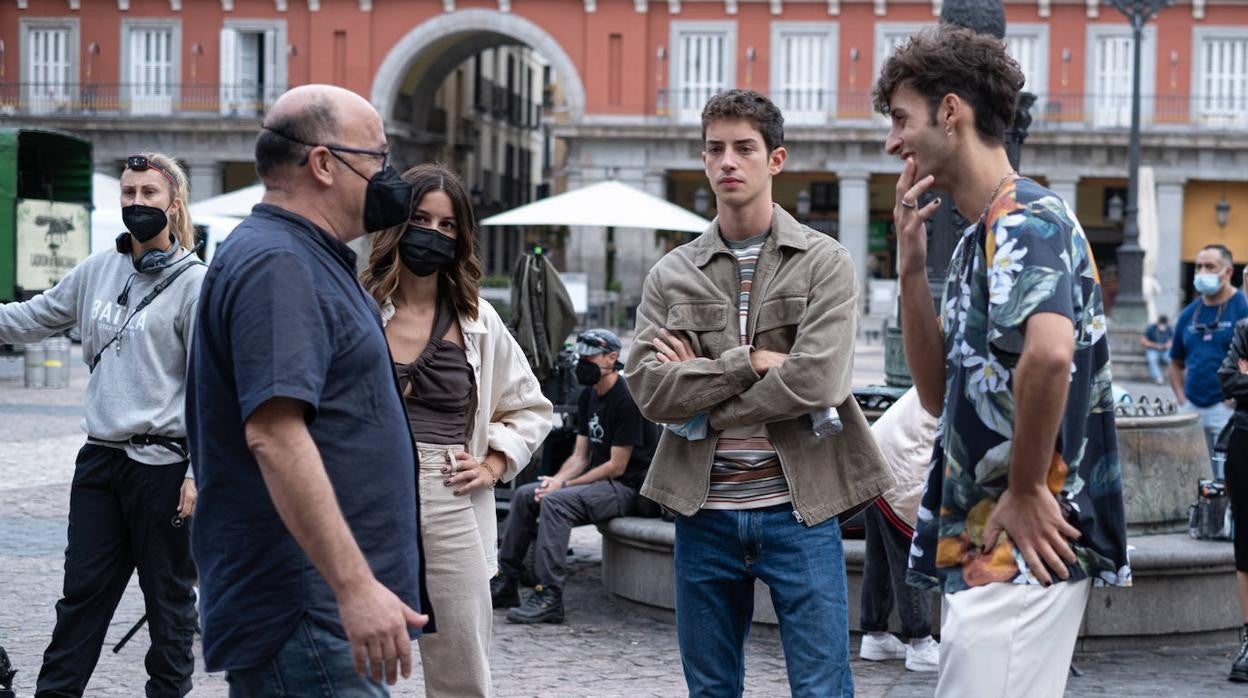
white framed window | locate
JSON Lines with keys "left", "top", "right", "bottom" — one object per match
{"left": 670, "top": 21, "right": 736, "bottom": 124}
{"left": 220, "top": 19, "right": 288, "bottom": 117}
{"left": 873, "top": 23, "right": 927, "bottom": 121}
{"left": 20, "top": 18, "right": 78, "bottom": 115}
{"left": 771, "top": 22, "right": 838, "bottom": 126}
{"left": 1086, "top": 25, "right": 1156, "bottom": 129}
{"left": 1193, "top": 27, "right": 1248, "bottom": 126}
{"left": 1005, "top": 24, "right": 1049, "bottom": 107}
{"left": 123, "top": 20, "right": 179, "bottom": 116}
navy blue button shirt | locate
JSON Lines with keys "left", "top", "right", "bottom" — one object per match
{"left": 187, "top": 204, "right": 425, "bottom": 671}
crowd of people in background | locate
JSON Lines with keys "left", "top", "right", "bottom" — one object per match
{"left": 6, "top": 19, "right": 1248, "bottom": 698}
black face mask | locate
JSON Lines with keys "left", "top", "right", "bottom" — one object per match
{"left": 399, "top": 225, "right": 457, "bottom": 277}
{"left": 121, "top": 204, "right": 169, "bottom": 243}
{"left": 576, "top": 359, "right": 603, "bottom": 386}
{"left": 363, "top": 165, "right": 413, "bottom": 233}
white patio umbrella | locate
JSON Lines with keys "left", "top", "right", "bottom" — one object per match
{"left": 480, "top": 180, "right": 711, "bottom": 233}
{"left": 189, "top": 182, "right": 265, "bottom": 219}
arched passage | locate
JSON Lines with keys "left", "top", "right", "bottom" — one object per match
{"left": 370, "top": 8, "right": 586, "bottom": 126}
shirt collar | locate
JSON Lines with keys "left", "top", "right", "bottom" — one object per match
{"left": 252, "top": 203, "right": 358, "bottom": 270}
{"left": 690, "top": 203, "right": 810, "bottom": 267}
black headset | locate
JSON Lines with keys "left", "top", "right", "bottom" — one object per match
{"left": 115, "top": 232, "right": 204, "bottom": 306}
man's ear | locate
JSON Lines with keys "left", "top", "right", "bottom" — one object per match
{"left": 308, "top": 146, "right": 335, "bottom": 187}
{"left": 769, "top": 146, "right": 787, "bottom": 175}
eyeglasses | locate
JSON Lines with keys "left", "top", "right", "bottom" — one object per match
{"left": 263, "top": 127, "right": 389, "bottom": 169}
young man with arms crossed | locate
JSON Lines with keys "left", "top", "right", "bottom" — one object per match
{"left": 876, "top": 26, "right": 1130, "bottom": 697}
{"left": 625, "top": 89, "right": 892, "bottom": 698}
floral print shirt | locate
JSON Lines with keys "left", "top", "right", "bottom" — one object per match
{"left": 907, "top": 177, "right": 1132, "bottom": 594}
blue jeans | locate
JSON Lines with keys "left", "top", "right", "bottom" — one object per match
{"left": 226, "top": 616, "right": 389, "bottom": 697}
{"left": 1145, "top": 347, "right": 1169, "bottom": 383}
{"left": 674, "top": 505, "right": 853, "bottom": 698}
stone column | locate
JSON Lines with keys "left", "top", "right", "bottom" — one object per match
{"left": 838, "top": 172, "right": 871, "bottom": 300}
{"left": 1154, "top": 179, "right": 1185, "bottom": 322}
{"left": 187, "top": 160, "right": 223, "bottom": 202}
{"left": 1049, "top": 175, "right": 1079, "bottom": 212}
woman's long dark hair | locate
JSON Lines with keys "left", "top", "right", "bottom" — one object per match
{"left": 363, "top": 163, "right": 482, "bottom": 320}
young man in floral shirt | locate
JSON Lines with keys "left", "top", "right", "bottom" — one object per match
{"left": 874, "top": 26, "right": 1130, "bottom": 697}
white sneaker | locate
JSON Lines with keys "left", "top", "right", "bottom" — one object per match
{"left": 859, "top": 632, "right": 908, "bottom": 661}
{"left": 905, "top": 636, "right": 939, "bottom": 672}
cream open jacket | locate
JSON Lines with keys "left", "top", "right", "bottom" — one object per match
{"left": 381, "top": 297, "right": 554, "bottom": 575}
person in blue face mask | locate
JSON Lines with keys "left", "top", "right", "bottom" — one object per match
{"left": 1170, "top": 244, "right": 1248, "bottom": 476}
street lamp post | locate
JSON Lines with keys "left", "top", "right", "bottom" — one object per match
{"left": 1109, "top": 0, "right": 1171, "bottom": 327}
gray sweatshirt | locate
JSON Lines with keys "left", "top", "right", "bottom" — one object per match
{"left": 0, "top": 246, "right": 206, "bottom": 466}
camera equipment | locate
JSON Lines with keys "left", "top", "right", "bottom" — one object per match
{"left": 0, "top": 644, "right": 18, "bottom": 698}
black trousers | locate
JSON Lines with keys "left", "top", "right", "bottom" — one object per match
{"left": 858, "top": 500, "right": 932, "bottom": 639}
{"left": 1226, "top": 428, "right": 1248, "bottom": 573}
{"left": 35, "top": 445, "right": 197, "bottom": 698}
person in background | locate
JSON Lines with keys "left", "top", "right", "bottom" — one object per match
{"left": 854, "top": 389, "right": 939, "bottom": 673}
{"left": 1141, "top": 315, "right": 1173, "bottom": 385}
{"left": 1219, "top": 317, "right": 1248, "bottom": 682}
{"left": 364, "top": 162, "right": 553, "bottom": 697}
{"left": 1170, "top": 245, "right": 1248, "bottom": 477}
{"left": 0, "top": 152, "right": 202, "bottom": 698}
{"left": 492, "top": 328, "right": 658, "bottom": 625}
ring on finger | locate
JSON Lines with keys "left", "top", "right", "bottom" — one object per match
{"left": 900, "top": 198, "right": 917, "bottom": 209}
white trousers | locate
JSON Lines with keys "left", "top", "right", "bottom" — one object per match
{"left": 936, "top": 579, "right": 1091, "bottom": 698}
{"left": 416, "top": 444, "right": 493, "bottom": 698}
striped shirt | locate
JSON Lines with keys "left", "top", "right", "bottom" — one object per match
{"left": 705, "top": 231, "right": 791, "bottom": 510}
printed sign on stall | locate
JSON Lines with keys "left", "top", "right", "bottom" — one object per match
{"left": 16, "top": 199, "right": 90, "bottom": 293}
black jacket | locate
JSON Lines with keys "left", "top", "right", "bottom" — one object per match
{"left": 1219, "top": 317, "right": 1248, "bottom": 433}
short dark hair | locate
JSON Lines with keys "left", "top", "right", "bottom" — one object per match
{"left": 701, "top": 89, "right": 784, "bottom": 153}
{"left": 1201, "top": 244, "right": 1234, "bottom": 268}
{"left": 255, "top": 99, "right": 339, "bottom": 179}
{"left": 873, "top": 25, "right": 1024, "bottom": 144}
{"left": 1157, "top": 315, "right": 1169, "bottom": 324}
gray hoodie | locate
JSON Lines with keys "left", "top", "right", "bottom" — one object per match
{"left": 0, "top": 245, "right": 205, "bottom": 466}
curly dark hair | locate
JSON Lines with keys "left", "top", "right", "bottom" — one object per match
{"left": 872, "top": 25, "right": 1024, "bottom": 144}
{"left": 701, "top": 89, "right": 784, "bottom": 153}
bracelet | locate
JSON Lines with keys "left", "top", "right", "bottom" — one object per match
{"left": 479, "top": 462, "right": 501, "bottom": 489}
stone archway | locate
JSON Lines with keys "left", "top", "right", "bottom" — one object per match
{"left": 370, "top": 8, "right": 586, "bottom": 125}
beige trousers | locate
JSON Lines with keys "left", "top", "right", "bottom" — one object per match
{"left": 936, "top": 578, "right": 1091, "bottom": 698}
{"left": 415, "top": 444, "right": 493, "bottom": 698}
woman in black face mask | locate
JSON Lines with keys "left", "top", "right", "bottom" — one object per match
{"left": 362, "top": 163, "right": 553, "bottom": 697}
{"left": 0, "top": 151, "right": 203, "bottom": 696}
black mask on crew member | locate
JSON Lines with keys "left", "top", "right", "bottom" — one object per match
{"left": 398, "top": 225, "right": 457, "bottom": 277}
{"left": 576, "top": 359, "right": 604, "bottom": 386}
{"left": 121, "top": 204, "right": 169, "bottom": 243}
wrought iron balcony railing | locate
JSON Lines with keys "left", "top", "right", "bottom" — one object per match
{"left": 656, "top": 87, "right": 1248, "bottom": 131}
{"left": 0, "top": 82, "right": 287, "bottom": 118}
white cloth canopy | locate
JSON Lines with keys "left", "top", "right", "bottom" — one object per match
{"left": 189, "top": 182, "right": 265, "bottom": 219}
{"left": 480, "top": 180, "right": 711, "bottom": 233}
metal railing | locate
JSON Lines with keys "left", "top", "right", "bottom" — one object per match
{"left": 656, "top": 88, "right": 1248, "bottom": 131}
{"left": 0, "top": 82, "right": 286, "bottom": 118}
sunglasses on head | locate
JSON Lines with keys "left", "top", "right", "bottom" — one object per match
{"left": 125, "top": 155, "right": 178, "bottom": 191}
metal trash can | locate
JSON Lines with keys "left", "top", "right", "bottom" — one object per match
{"left": 43, "top": 337, "right": 70, "bottom": 388}
{"left": 23, "top": 342, "right": 46, "bottom": 388}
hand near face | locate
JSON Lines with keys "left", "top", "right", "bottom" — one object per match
{"left": 893, "top": 158, "right": 942, "bottom": 277}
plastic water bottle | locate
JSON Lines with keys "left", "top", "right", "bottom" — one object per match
{"left": 810, "top": 406, "right": 843, "bottom": 439}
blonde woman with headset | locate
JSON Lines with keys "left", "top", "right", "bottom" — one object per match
{"left": 0, "top": 152, "right": 205, "bottom": 697}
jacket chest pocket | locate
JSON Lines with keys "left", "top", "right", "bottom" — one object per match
{"left": 666, "top": 301, "right": 731, "bottom": 357}
{"left": 753, "top": 295, "right": 807, "bottom": 351}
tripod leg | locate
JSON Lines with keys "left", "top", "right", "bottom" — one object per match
{"left": 112, "top": 613, "right": 148, "bottom": 654}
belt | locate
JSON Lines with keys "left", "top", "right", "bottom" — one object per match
{"left": 90, "top": 434, "right": 188, "bottom": 460}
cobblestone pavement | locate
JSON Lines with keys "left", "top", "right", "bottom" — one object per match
{"left": 1, "top": 347, "right": 1244, "bottom": 697}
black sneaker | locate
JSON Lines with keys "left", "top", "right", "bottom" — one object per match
{"left": 1231, "top": 624, "right": 1248, "bottom": 682}
{"left": 490, "top": 574, "right": 520, "bottom": 609}
{"left": 505, "top": 584, "right": 564, "bottom": 624}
